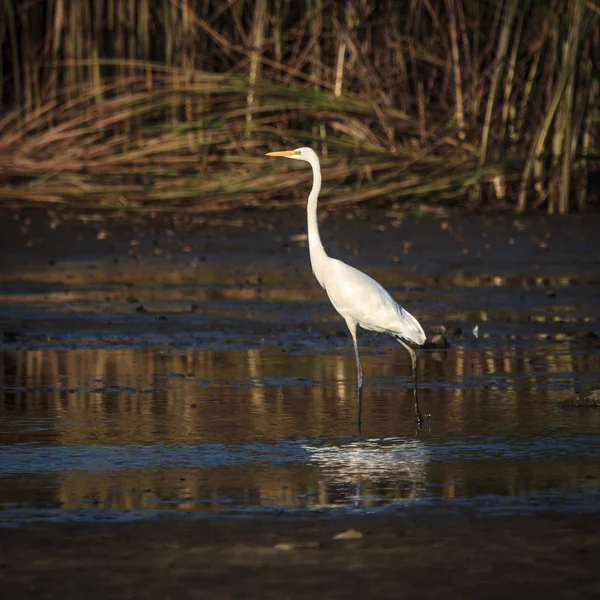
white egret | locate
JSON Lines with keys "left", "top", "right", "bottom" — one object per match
{"left": 266, "top": 147, "right": 426, "bottom": 424}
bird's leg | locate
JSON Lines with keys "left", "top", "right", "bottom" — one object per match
{"left": 357, "top": 385, "right": 363, "bottom": 436}
{"left": 398, "top": 339, "right": 423, "bottom": 425}
{"left": 346, "top": 319, "right": 364, "bottom": 390}
{"left": 345, "top": 319, "right": 364, "bottom": 432}
{"left": 353, "top": 340, "right": 364, "bottom": 390}
{"left": 409, "top": 349, "right": 423, "bottom": 425}
{"left": 355, "top": 348, "right": 363, "bottom": 434}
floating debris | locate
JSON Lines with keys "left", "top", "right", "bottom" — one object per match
{"left": 557, "top": 390, "right": 600, "bottom": 408}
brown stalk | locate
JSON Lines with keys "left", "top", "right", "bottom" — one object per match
{"left": 445, "top": 0, "right": 465, "bottom": 136}
{"left": 471, "top": 0, "right": 518, "bottom": 207}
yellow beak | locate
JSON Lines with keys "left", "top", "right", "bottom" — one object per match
{"left": 265, "top": 150, "right": 295, "bottom": 157}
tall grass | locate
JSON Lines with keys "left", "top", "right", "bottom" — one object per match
{"left": 0, "top": 0, "right": 598, "bottom": 212}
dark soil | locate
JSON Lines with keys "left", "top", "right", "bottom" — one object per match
{"left": 2, "top": 207, "right": 600, "bottom": 599}
{"left": 1, "top": 513, "right": 599, "bottom": 599}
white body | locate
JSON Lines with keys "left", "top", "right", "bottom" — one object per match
{"left": 320, "top": 256, "right": 425, "bottom": 345}
{"left": 266, "top": 146, "right": 426, "bottom": 423}
{"left": 291, "top": 146, "right": 425, "bottom": 347}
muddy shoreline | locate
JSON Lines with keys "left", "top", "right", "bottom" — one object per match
{"left": 3, "top": 208, "right": 600, "bottom": 274}
{"left": 2, "top": 208, "right": 599, "bottom": 350}
{"left": 1, "top": 208, "right": 600, "bottom": 598}
{"left": 2, "top": 512, "right": 600, "bottom": 599}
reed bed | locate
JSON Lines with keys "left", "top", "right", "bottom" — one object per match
{"left": 0, "top": 0, "right": 598, "bottom": 213}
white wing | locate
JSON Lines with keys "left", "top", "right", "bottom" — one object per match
{"left": 322, "top": 258, "right": 426, "bottom": 345}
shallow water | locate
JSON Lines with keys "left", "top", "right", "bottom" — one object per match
{"left": 1, "top": 213, "right": 600, "bottom": 524}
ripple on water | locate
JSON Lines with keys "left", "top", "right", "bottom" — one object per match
{"left": 1, "top": 254, "right": 600, "bottom": 523}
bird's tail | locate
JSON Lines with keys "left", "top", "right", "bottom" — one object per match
{"left": 394, "top": 308, "right": 426, "bottom": 346}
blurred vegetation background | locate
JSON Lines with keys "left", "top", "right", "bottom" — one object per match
{"left": 0, "top": 0, "right": 598, "bottom": 213}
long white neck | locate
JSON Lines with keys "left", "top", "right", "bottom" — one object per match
{"left": 306, "top": 157, "right": 328, "bottom": 288}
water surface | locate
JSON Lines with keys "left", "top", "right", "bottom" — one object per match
{"left": 1, "top": 213, "right": 600, "bottom": 524}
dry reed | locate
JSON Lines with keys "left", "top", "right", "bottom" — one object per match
{"left": 0, "top": 0, "right": 598, "bottom": 213}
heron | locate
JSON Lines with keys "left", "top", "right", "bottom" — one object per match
{"left": 266, "top": 147, "right": 426, "bottom": 424}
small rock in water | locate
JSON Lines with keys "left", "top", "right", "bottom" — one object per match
{"left": 428, "top": 324, "right": 447, "bottom": 335}
{"left": 423, "top": 334, "right": 450, "bottom": 349}
{"left": 574, "top": 331, "right": 600, "bottom": 346}
{"left": 557, "top": 390, "right": 600, "bottom": 408}
{"left": 273, "top": 543, "right": 296, "bottom": 551}
{"left": 2, "top": 330, "right": 23, "bottom": 342}
{"left": 333, "top": 529, "right": 363, "bottom": 540}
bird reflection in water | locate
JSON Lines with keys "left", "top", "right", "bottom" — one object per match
{"left": 305, "top": 436, "right": 430, "bottom": 508}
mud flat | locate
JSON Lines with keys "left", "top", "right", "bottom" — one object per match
{"left": 1, "top": 208, "right": 600, "bottom": 598}
{"left": 1, "top": 512, "right": 600, "bottom": 599}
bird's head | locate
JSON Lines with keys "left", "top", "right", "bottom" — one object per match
{"left": 265, "top": 147, "right": 319, "bottom": 165}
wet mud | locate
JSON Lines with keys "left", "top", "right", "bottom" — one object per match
{"left": 2, "top": 512, "right": 600, "bottom": 599}
{"left": 1, "top": 208, "right": 600, "bottom": 597}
